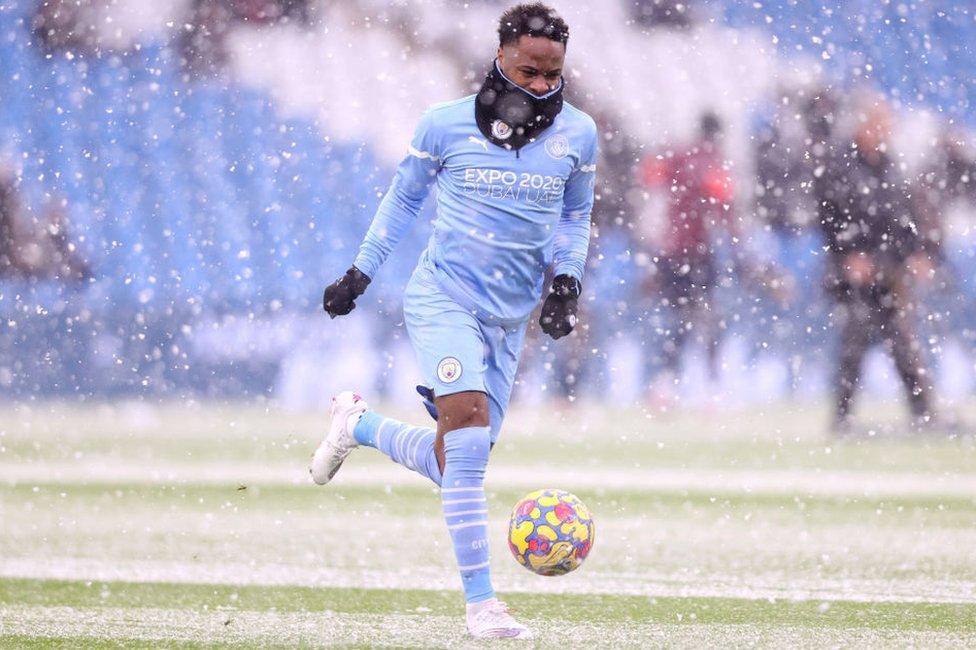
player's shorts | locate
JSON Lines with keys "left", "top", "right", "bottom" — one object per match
{"left": 403, "top": 261, "right": 527, "bottom": 442}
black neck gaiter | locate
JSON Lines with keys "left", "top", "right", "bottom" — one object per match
{"left": 475, "top": 60, "right": 564, "bottom": 151}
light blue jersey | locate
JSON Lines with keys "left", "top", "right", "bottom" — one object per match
{"left": 353, "top": 94, "right": 597, "bottom": 325}
{"left": 345, "top": 85, "right": 597, "bottom": 610}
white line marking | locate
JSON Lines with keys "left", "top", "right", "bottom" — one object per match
{"left": 8, "top": 605, "right": 971, "bottom": 646}
{"left": 443, "top": 509, "right": 488, "bottom": 517}
{"left": 5, "top": 462, "right": 975, "bottom": 499}
{"left": 407, "top": 145, "right": 439, "bottom": 161}
{"left": 440, "top": 487, "right": 483, "bottom": 494}
{"left": 2, "top": 557, "right": 974, "bottom": 604}
{"left": 456, "top": 560, "right": 490, "bottom": 571}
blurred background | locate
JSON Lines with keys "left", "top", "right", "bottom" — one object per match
{"left": 1, "top": 0, "right": 975, "bottom": 423}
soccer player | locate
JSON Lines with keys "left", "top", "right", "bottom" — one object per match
{"left": 311, "top": 3, "right": 596, "bottom": 640}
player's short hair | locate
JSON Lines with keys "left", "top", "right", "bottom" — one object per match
{"left": 498, "top": 3, "right": 569, "bottom": 48}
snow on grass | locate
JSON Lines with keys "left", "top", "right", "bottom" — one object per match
{"left": 4, "top": 461, "right": 976, "bottom": 499}
{"left": 2, "top": 556, "right": 974, "bottom": 605}
{"left": 2, "top": 605, "right": 974, "bottom": 648}
{"left": 2, "top": 469, "right": 975, "bottom": 605}
{"left": 2, "top": 400, "right": 975, "bottom": 645}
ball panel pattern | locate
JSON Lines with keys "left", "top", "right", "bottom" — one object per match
{"left": 507, "top": 488, "right": 594, "bottom": 576}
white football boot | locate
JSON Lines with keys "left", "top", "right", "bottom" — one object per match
{"left": 466, "top": 598, "right": 532, "bottom": 639}
{"left": 310, "top": 391, "right": 368, "bottom": 485}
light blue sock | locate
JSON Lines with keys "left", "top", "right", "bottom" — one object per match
{"left": 353, "top": 411, "right": 442, "bottom": 485}
{"left": 441, "top": 425, "right": 494, "bottom": 604}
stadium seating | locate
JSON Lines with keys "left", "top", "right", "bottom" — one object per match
{"left": 721, "top": 1, "right": 976, "bottom": 121}
{"left": 0, "top": 4, "right": 401, "bottom": 394}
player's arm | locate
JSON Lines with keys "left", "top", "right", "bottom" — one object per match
{"left": 540, "top": 121, "right": 597, "bottom": 339}
{"left": 323, "top": 111, "right": 442, "bottom": 318}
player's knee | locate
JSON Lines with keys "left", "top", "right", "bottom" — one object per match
{"left": 445, "top": 410, "right": 490, "bottom": 431}
{"left": 437, "top": 392, "right": 490, "bottom": 432}
{"left": 443, "top": 424, "right": 491, "bottom": 468}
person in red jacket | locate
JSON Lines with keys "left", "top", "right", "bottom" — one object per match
{"left": 635, "top": 111, "right": 736, "bottom": 402}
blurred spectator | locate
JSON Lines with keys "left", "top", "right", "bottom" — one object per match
{"left": 0, "top": 165, "right": 89, "bottom": 282}
{"left": 0, "top": 162, "right": 22, "bottom": 276}
{"left": 910, "top": 129, "right": 969, "bottom": 293}
{"left": 909, "top": 128, "right": 976, "bottom": 360}
{"left": 180, "top": 0, "right": 236, "bottom": 77}
{"left": 631, "top": 0, "right": 693, "bottom": 30}
{"left": 30, "top": 0, "right": 98, "bottom": 54}
{"left": 754, "top": 120, "right": 814, "bottom": 234}
{"left": 750, "top": 100, "right": 827, "bottom": 392}
{"left": 915, "top": 129, "right": 976, "bottom": 234}
{"left": 38, "top": 197, "right": 90, "bottom": 282}
{"left": 808, "top": 94, "right": 938, "bottom": 434}
{"left": 941, "top": 132, "right": 976, "bottom": 202}
{"left": 180, "top": 0, "right": 310, "bottom": 77}
{"left": 228, "top": 0, "right": 309, "bottom": 24}
{"left": 634, "top": 111, "right": 735, "bottom": 401}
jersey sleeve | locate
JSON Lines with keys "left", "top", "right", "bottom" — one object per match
{"left": 352, "top": 110, "right": 442, "bottom": 278}
{"left": 552, "top": 119, "right": 597, "bottom": 281}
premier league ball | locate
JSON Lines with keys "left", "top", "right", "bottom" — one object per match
{"left": 507, "top": 488, "right": 595, "bottom": 576}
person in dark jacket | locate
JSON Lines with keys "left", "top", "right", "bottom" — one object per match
{"left": 0, "top": 162, "right": 19, "bottom": 276}
{"left": 808, "top": 96, "right": 937, "bottom": 434}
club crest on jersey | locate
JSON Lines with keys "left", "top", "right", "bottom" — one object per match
{"left": 491, "top": 120, "right": 513, "bottom": 140}
{"left": 437, "top": 357, "right": 462, "bottom": 383}
{"left": 545, "top": 134, "right": 569, "bottom": 159}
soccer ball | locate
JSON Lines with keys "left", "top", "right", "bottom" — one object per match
{"left": 507, "top": 488, "right": 594, "bottom": 576}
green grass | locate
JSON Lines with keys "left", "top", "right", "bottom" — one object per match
{"left": 0, "top": 638, "right": 213, "bottom": 650}
{"left": 3, "top": 577, "right": 975, "bottom": 630}
{"left": 1, "top": 400, "right": 975, "bottom": 646}
{"left": 3, "top": 579, "right": 975, "bottom": 648}
{"left": 3, "top": 400, "right": 975, "bottom": 471}
{"left": 7, "top": 478, "right": 976, "bottom": 508}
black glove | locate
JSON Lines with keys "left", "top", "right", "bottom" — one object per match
{"left": 323, "top": 266, "right": 371, "bottom": 318}
{"left": 539, "top": 274, "right": 581, "bottom": 340}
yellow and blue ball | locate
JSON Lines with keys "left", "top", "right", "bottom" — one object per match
{"left": 507, "top": 488, "right": 595, "bottom": 576}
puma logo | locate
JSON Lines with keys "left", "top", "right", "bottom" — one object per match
{"left": 468, "top": 135, "right": 489, "bottom": 152}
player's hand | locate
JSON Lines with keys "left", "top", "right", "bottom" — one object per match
{"left": 539, "top": 274, "right": 581, "bottom": 340}
{"left": 323, "top": 266, "right": 371, "bottom": 318}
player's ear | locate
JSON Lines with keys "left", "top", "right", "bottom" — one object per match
{"left": 497, "top": 45, "right": 504, "bottom": 64}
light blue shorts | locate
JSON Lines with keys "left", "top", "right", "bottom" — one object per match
{"left": 403, "top": 262, "right": 527, "bottom": 441}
